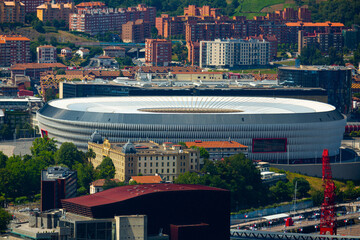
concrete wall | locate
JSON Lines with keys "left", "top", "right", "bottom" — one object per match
{"left": 270, "top": 162, "right": 360, "bottom": 180}
{"left": 115, "top": 215, "right": 147, "bottom": 240}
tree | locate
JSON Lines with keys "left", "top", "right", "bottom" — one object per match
{"left": 0, "top": 152, "right": 8, "bottom": 169}
{"left": 31, "top": 136, "right": 57, "bottom": 158}
{"left": 293, "top": 177, "right": 310, "bottom": 199}
{"left": 269, "top": 181, "right": 293, "bottom": 203}
{"left": 190, "top": 146, "right": 209, "bottom": 159}
{"left": 55, "top": 142, "right": 84, "bottom": 169}
{"left": 44, "top": 88, "right": 57, "bottom": 102}
{"left": 174, "top": 172, "right": 202, "bottom": 184}
{"left": 311, "top": 189, "right": 324, "bottom": 206}
{"left": 298, "top": 45, "right": 327, "bottom": 65}
{"left": 74, "top": 162, "right": 95, "bottom": 193}
{"left": 96, "top": 157, "right": 115, "bottom": 179}
{"left": 151, "top": 26, "right": 158, "bottom": 39}
{"left": 103, "top": 179, "right": 126, "bottom": 190}
{"left": 0, "top": 207, "right": 11, "bottom": 232}
{"left": 85, "top": 148, "right": 96, "bottom": 161}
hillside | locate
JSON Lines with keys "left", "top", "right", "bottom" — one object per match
{"left": 271, "top": 168, "right": 346, "bottom": 193}
{"left": 0, "top": 27, "right": 95, "bottom": 43}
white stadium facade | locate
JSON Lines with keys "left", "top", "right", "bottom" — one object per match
{"left": 37, "top": 96, "right": 346, "bottom": 163}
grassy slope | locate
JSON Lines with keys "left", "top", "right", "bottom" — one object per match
{"left": 0, "top": 27, "right": 95, "bottom": 43}
{"left": 271, "top": 168, "right": 346, "bottom": 193}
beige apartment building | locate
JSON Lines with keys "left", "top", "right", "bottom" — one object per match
{"left": 88, "top": 138, "right": 200, "bottom": 182}
{"left": 37, "top": 2, "right": 75, "bottom": 23}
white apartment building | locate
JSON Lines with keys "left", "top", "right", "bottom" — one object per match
{"left": 199, "top": 38, "right": 270, "bottom": 68}
{"left": 37, "top": 45, "right": 57, "bottom": 63}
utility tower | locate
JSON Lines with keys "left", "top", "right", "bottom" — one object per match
{"left": 320, "top": 149, "right": 337, "bottom": 235}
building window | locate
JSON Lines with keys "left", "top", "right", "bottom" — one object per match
{"left": 167, "top": 162, "right": 169, "bottom": 166}
{"left": 139, "top": 163, "right": 141, "bottom": 167}
{"left": 161, "top": 169, "right": 164, "bottom": 173}
{"left": 173, "top": 162, "right": 175, "bottom": 166}
{"left": 150, "top": 163, "right": 152, "bottom": 167}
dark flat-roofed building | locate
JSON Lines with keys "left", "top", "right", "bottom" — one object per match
{"left": 41, "top": 166, "right": 77, "bottom": 211}
{"left": 62, "top": 183, "right": 230, "bottom": 239}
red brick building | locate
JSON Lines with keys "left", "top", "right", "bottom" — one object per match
{"left": 122, "top": 19, "right": 150, "bottom": 43}
{"left": 0, "top": 0, "right": 25, "bottom": 22}
{"left": 183, "top": 5, "right": 220, "bottom": 18}
{"left": 145, "top": 39, "right": 172, "bottom": 66}
{"left": 0, "top": 35, "right": 30, "bottom": 67}
{"left": 186, "top": 41, "right": 200, "bottom": 66}
{"left": 69, "top": 4, "right": 156, "bottom": 36}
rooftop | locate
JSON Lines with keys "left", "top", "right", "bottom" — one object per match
{"left": 91, "top": 179, "right": 120, "bottom": 187}
{"left": 131, "top": 175, "right": 162, "bottom": 184}
{"left": 185, "top": 140, "right": 247, "bottom": 149}
{"left": 285, "top": 21, "right": 344, "bottom": 27}
{"left": 278, "top": 65, "right": 351, "bottom": 71}
{"left": 11, "top": 63, "right": 66, "bottom": 70}
{"left": 49, "top": 96, "right": 336, "bottom": 115}
{"left": 62, "top": 184, "right": 227, "bottom": 208}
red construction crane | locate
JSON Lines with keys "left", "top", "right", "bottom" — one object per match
{"left": 320, "top": 149, "right": 337, "bottom": 235}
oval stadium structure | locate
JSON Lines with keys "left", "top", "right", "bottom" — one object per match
{"left": 37, "top": 96, "right": 346, "bottom": 162}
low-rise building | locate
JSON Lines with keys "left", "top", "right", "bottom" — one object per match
{"left": 37, "top": 45, "right": 57, "bottom": 63}
{"left": 60, "top": 47, "right": 72, "bottom": 58}
{"left": 91, "top": 55, "right": 119, "bottom": 68}
{"left": 130, "top": 175, "right": 162, "bottom": 184}
{"left": 184, "top": 140, "right": 248, "bottom": 161}
{"left": 103, "top": 46, "right": 125, "bottom": 58}
{"left": 200, "top": 38, "right": 270, "bottom": 68}
{"left": 10, "top": 63, "right": 67, "bottom": 83}
{"left": 76, "top": 48, "right": 90, "bottom": 58}
{"left": 88, "top": 137, "right": 200, "bottom": 182}
{"left": 90, "top": 178, "right": 120, "bottom": 194}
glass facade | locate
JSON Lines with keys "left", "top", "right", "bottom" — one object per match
{"left": 278, "top": 67, "right": 352, "bottom": 114}
{"left": 252, "top": 138, "right": 287, "bottom": 153}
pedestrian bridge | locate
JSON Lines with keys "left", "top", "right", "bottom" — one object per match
{"left": 230, "top": 230, "right": 360, "bottom": 240}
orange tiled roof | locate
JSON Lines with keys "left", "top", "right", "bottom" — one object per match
{"left": 352, "top": 83, "right": 360, "bottom": 89}
{"left": 185, "top": 141, "right": 248, "bottom": 149}
{"left": 38, "top": 45, "right": 56, "bottom": 48}
{"left": 76, "top": 1, "right": 105, "bottom": 7}
{"left": 91, "top": 178, "right": 120, "bottom": 187}
{"left": 11, "top": 63, "right": 66, "bottom": 70}
{"left": 285, "top": 21, "right": 344, "bottom": 27}
{"left": 131, "top": 175, "right": 162, "bottom": 184}
{"left": 104, "top": 46, "right": 125, "bottom": 50}
{"left": 171, "top": 71, "right": 223, "bottom": 74}
{"left": 0, "top": 35, "right": 30, "bottom": 42}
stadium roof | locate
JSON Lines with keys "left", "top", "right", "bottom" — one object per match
{"left": 62, "top": 184, "right": 227, "bottom": 207}
{"left": 48, "top": 96, "right": 336, "bottom": 114}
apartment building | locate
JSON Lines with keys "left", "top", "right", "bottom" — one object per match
{"left": 69, "top": 4, "right": 155, "bottom": 35}
{"left": 37, "top": 45, "right": 57, "bottom": 63}
{"left": 0, "top": 0, "right": 25, "bottom": 23}
{"left": 122, "top": 19, "right": 150, "bottom": 43}
{"left": 145, "top": 39, "right": 172, "bottom": 66}
{"left": 36, "top": 2, "right": 75, "bottom": 23}
{"left": 298, "top": 30, "right": 344, "bottom": 53}
{"left": 155, "top": 14, "right": 185, "bottom": 39}
{"left": 183, "top": 5, "right": 220, "bottom": 18}
{"left": 88, "top": 139, "right": 200, "bottom": 182}
{"left": 286, "top": 21, "right": 344, "bottom": 46}
{"left": 246, "top": 35, "right": 278, "bottom": 61}
{"left": 0, "top": 35, "right": 30, "bottom": 67}
{"left": 199, "top": 38, "right": 270, "bottom": 68}
{"left": 186, "top": 41, "right": 200, "bottom": 66}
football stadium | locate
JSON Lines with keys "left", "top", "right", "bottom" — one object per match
{"left": 37, "top": 96, "right": 346, "bottom": 162}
